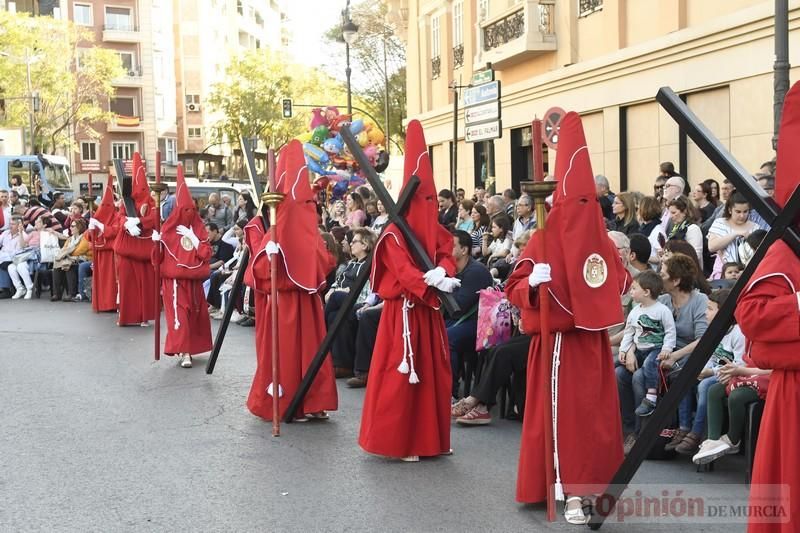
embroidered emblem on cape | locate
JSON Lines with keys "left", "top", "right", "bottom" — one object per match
{"left": 180, "top": 235, "right": 194, "bottom": 251}
{"left": 583, "top": 253, "right": 607, "bottom": 288}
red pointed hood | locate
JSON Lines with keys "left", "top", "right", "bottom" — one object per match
{"left": 274, "top": 140, "right": 327, "bottom": 292}
{"left": 519, "top": 112, "right": 625, "bottom": 330}
{"left": 131, "top": 152, "right": 155, "bottom": 216}
{"left": 400, "top": 119, "right": 439, "bottom": 259}
{"left": 161, "top": 164, "right": 207, "bottom": 240}
{"left": 93, "top": 175, "right": 117, "bottom": 225}
{"left": 775, "top": 81, "right": 800, "bottom": 210}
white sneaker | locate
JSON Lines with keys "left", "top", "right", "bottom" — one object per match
{"left": 210, "top": 310, "right": 224, "bottom": 320}
{"left": 180, "top": 354, "right": 192, "bottom": 368}
{"left": 12, "top": 288, "right": 26, "bottom": 299}
{"left": 24, "top": 288, "right": 33, "bottom": 300}
{"left": 692, "top": 434, "right": 739, "bottom": 464}
{"left": 230, "top": 310, "right": 243, "bottom": 323}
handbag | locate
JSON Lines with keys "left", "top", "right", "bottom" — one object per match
{"left": 475, "top": 287, "right": 518, "bottom": 351}
{"left": 12, "top": 248, "right": 35, "bottom": 265}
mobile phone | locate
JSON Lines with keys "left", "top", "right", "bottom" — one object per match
{"left": 657, "top": 233, "right": 666, "bottom": 247}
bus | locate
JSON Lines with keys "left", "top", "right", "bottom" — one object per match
{"left": 0, "top": 154, "right": 74, "bottom": 202}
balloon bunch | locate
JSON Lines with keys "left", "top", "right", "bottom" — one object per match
{"left": 296, "top": 106, "right": 390, "bottom": 200}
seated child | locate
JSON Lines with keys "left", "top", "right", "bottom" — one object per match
{"left": 619, "top": 270, "right": 677, "bottom": 417}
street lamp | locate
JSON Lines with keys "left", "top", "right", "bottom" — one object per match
{"left": 0, "top": 49, "right": 42, "bottom": 154}
{"left": 341, "top": 1, "right": 359, "bottom": 116}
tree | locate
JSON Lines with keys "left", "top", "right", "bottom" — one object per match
{"left": 0, "top": 10, "right": 123, "bottom": 154}
{"left": 323, "top": 1, "right": 406, "bottom": 150}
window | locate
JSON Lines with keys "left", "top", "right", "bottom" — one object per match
{"left": 111, "top": 142, "right": 137, "bottom": 160}
{"left": 110, "top": 96, "right": 135, "bottom": 116}
{"left": 105, "top": 6, "right": 133, "bottom": 31}
{"left": 431, "top": 16, "right": 440, "bottom": 59}
{"left": 185, "top": 94, "right": 200, "bottom": 105}
{"left": 579, "top": 0, "right": 602, "bottom": 17}
{"left": 187, "top": 127, "right": 202, "bottom": 138}
{"left": 81, "top": 142, "right": 98, "bottom": 162}
{"left": 117, "top": 52, "right": 135, "bottom": 73}
{"left": 478, "top": 0, "right": 490, "bottom": 21}
{"left": 158, "top": 138, "right": 177, "bottom": 163}
{"left": 73, "top": 3, "right": 92, "bottom": 25}
{"left": 453, "top": 1, "right": 463, "bottom": 46}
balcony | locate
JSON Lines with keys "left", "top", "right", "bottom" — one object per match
{"left": 102, "top": 24, "right": 142, "bottom": 43}
{"left": 453, "top": 44, "right": 464, "bottom": 69}
{"left": 431, "top": 55, "right": 441, "bottom": 79}
{"left": 112, "top": 66, "right": 144, "bottom": 87}
{"left": 107, "top": 115, "right": 144, "bottom": 133}
{"left": 475, "top": 0, "right": 556, "bottom": 70}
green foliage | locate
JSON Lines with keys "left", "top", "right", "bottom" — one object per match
{"left": 0, "top": 10, "right": 123, "bottom": 154}
{"left": 323, "top": 1, "right": 406, "bottom": 150}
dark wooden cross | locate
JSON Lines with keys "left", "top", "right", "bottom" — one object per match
{"left": 112, "top": 158, "right": 137, "bottom": 217}
{"left": 589, "top": 87, "right": 800, "bottom": 529}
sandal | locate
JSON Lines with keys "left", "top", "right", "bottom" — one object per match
{"left": 451, "top": 398, "right": 476, "bottom": 418}
{"left": 306, "top": 411, "right": 329, "bottom": 420}
{"left": 564, "top": 496, "right": 589, "bottom": 525}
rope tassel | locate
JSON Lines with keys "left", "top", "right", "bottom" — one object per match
{"left": 398, "top": 298, "right": 419, "bottom": 384}
{"left": 551, "top": 332, "right": 564, "bottom": 502}
{"left": 172, "top": 279, "right": 181, "bottom": 330}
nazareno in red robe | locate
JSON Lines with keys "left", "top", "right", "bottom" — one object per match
{"left": 358, "top": 119, "right": 456, "bottom": 458}
{"left": 505, "top": 112, "right": 630, "bottom": 507}
{"left": 154, "top": 165, "right": 213, "bottom": 357}
{"left": 734, "top": 79, "right": 800, "bottom": 533}
{"left": 86, "top": 176, "right": 119, "bottom": 312}
{"left": 246, "top": 141, "right": 338, "bottom": 421}
{"left": 113, "top": 153, "right": 157, "bottom": 325}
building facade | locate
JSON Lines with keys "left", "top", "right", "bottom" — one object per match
{"left": 172, "top": 0, "right": 287, "bottom": 176}
{"left": 398, "top": 0, "right": 800, "bottom": 195}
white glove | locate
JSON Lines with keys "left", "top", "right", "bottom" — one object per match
{"left": 88, "top": 218, "right": 105, "bottom": 234}
{"left": 528, "top": 263, "right": 552, "bottom": 288}
{"left": 176, "top": 225, "right": 200, "bottom": 249}
{"left": 423, "top": 266, "right": 447, "bottom": 287}
{"left": 151, "top": 230, "right": 160, "bottom": 242}
{"left": 435, "top": 277, "right": 461, "bottom": 293}
{"left": 265, "top": 240, "right": 280, "bottom": 257}
{"left": 124, "top": 217, "right": 141, "bottom": 237}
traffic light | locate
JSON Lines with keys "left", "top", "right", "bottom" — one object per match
{"left": 281, "top": 98, "right": 292, "bottom": 119}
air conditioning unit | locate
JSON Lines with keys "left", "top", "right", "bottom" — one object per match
{"left": 186, "top": 103, "right": 201, "bottom": 112}
{"left": 127, "top": 69, "right": 138, "bottom": 77}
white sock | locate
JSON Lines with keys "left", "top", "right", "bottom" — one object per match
{"left": 646, "top": 393, "right": 657, "bottom": 403}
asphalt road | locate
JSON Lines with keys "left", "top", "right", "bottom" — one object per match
{"left": 1, "top": 300, "right": 750, "bottom": 532}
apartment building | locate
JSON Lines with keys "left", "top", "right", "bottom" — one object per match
{"left": 397, "top": 0, "right": 800, "bottom": 195}
{"left": 65, "top": 0, "right": 178, "bottom": 183}
{"left": 173, "top": 0, "right": 287, "bottom": 176}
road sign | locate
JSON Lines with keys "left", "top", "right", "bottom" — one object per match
{"left": 471, "top": 69, "right": 494, "bottom": 86}
{"left": 543, "top": 106, "right": 566, "bottom": 149}
{"left": 464, "top": 101, "right": 500, "bottom": 126}
{"left": 466, "top": 120, "right": 502, "bottom": 143}
{"left": 463, "top": 80, "right": 501, "bottom": 108}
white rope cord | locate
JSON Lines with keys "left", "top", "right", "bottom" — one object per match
{"left": 551, "top": 332, "right": 564, "bottom": 501}
{"left": 172, "top": 278, "right": 181, "bottom": 330}
{"left": 397, "top": 297, "right": 419, "bottom": 384}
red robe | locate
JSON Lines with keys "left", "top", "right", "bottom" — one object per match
{"left": 86, "top": 215, "right": 119, "bottom": 312}
{"left": 506, "top": 240, "right": 630, "bottom": 503}
{"left": 246, "top": 229, "right": 338, "bottom": 420}
{"left": 161, "top": 278, "right": 212, "bottom": 356}
{"left": 736, "top": 241, "right": 800, "bottom": 533}
{"left": 113, "top": 208, "right": 158, "bottom": 325}
{"left": 358, "top": 228, "right": 456, "bottom": 458}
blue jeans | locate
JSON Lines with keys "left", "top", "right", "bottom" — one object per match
{"left": 639, "top": 348, "right": 662, "bottom": 391}
{"left": 445, "top": 318, "right": 478, "bottom": 398}
{"left": 78, "top": 261, "right": 92, "bottom": 297}
{"left": 689, "top": 375, "right": 718, "bottom": 436}
{"left": 615, "top": 364, "right": 646, "bottom": 435}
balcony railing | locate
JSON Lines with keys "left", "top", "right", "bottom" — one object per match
{"left": 475, "top": 0, "right": 556, "bottom": 68}
{"left": 579, "top": 0, "right": 602, "bottom": 17}
{"left": 453, "top": 44, "right": 464, "bottom": 69}
{"left": 103, "top": 23, "right": 137, "bottom": 32}
{"left": 431, "top": 55, "right": 441, "bottom": 79}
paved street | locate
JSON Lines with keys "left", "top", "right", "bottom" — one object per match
{"left": 2, "top": 301, "right": 750, "bottom": 532}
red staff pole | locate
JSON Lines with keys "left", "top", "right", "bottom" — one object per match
{"left": 151, "top": 151, "right": 165, "bottom": 361}
{"left": 524, "top": 121, "right": 558, "bottom": 521}
{"left": 262, "top": 148, "right": 284, "bottom": 437}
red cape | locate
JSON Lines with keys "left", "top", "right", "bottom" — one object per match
{"left": 87, "top": 176, "right": 119, "bottom": 312}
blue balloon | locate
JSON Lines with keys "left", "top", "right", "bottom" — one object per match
{"left": 349, "top": 119, "right": 365, "bottom": 135}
